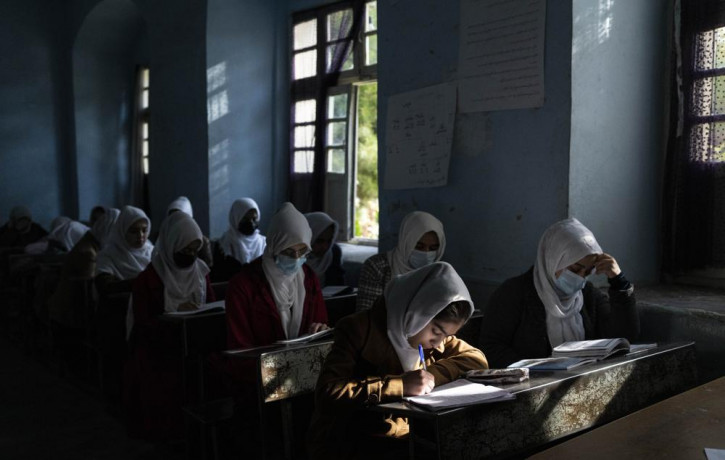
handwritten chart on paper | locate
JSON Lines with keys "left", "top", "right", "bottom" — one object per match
{"left": 458, "top": 0, "right": 546, "bottom": 112}
{"left": 384, "top": 83, "right": 456, "bottom": 190}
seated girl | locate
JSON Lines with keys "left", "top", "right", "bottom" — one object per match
{"left": 0, "top": 205, "right": 47, "bottom": 248}
{"left": 225, "top": 202, "right": 327, "bottom": 349}
{"left": 124, "top": 211, "right": 215, "bottom": 440}
{"left": 95, "top": 206, "right": 153, "bottom": 296}
{"left": 479, "top": 218, "right": 639, "bottom": 369}
{"left": 211, "top": 197, "right": 266, "bottom": 282}
{"left": 165, "top": 195, "right": 213, "bottom": 267}
{"left": 356, "top": 210, "right": 445, "bottom": 311}
{"left": 304, "top": 211, "right": 345, "bottom": 287}
{"left": 307, "top": 261, "right": 488, "bottom": 459}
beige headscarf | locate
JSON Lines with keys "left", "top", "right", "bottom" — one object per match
{"left": 261, "top": 202, "right": 312, "bottom": 339}
{"left": 304, "top": 212, "right": 338, "bottom": 277}
{"left": 388, "top": 211, "right": 446, "bottom": 277}
{"left": 48, "top": 219, "right": 89, "bottom": 251}
{"left": 166, "top": 196, "right": 194, "bottom": 217}
{"left": 385, "top": 262, "right": 474, "bottom": 371}
{"left": 96, "top": 206, "right": 153, "bottom": 279}
{"left": 219, "top": 198, "right": 266, "bottom": 264}
{"left": 533, "top": 218, "right": 603, "bottom": 348}
{"left": 151, "top": 212, "right": 210, "bottom": 312}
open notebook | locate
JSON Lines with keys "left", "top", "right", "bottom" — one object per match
{"left": 274, "top": 328, "right": 334, "bottom": 345}
{"left": 403, "top": 379, "right": 515, "bottom": 411}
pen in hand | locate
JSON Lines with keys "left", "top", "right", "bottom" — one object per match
{"left": 418, "top": 344, "right": 427, "bottom": 371}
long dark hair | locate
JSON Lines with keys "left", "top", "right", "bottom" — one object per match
{"left": 434, "top": 300, "right": 471, "bottom": 322}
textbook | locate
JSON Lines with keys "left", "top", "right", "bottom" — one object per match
{"left": 274, "top": 328, "right": 334, "bottom": 345}
{"left": 465, "top": 368, "right": 530, "bottom": 384}
{"left": 164, "top": 300, "right": 225, "bottom": 316}
{"left": 403, "top": 379, "right": 515, "bottom": 411}
{"left": 507, "top": 357, "right": 597, "bottom": 371}
{"left": 552, "top": 338, "right": 631, "bottom": 360}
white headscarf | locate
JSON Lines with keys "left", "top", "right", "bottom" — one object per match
{"left": 151, "top": 212, "right": 210, "bottom": 312}
{"left": 48, "top": 219, "right": 90, "bottom": 251}
{"left": 96, "top": 206, "right": 153, "bottom": 280}
{"left": 90, "top": 208, "right": 120, "bottom": 248}
{"left": 261, "top": 202, "right": 312, "bottom": 339}
{"left": 533, "top": 218, "right": 603, "bottom": 348}
{"left": 304, "top": 212, "right": 338, "bottom": 277}
{"left": 219, "top": 198, "right": 266, "bottom": 264}
{"left": 388, "top": 211, "right": 446, "bottom": 277}
{"left": 385, "top": 262, "right": 474, "bottom": 371}
{"left": 166, "top": 196, "right": 193, "bottom": 217}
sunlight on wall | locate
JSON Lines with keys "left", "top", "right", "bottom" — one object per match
{"left": 598, "top": 0, "right": 614, "bottom": 44}
{"left": 209, "top": 138, "right": 231, "bottom": 210}
{"left": 207, "top": 61, "right": 229, "bottom": 123}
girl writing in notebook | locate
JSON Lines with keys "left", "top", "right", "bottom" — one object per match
{"left": 307, "top": 262, "right": 488, "bottom": 459}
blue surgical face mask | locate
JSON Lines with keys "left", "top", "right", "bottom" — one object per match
{"left": 275, "top": 253, "right": 306, "bottom": 275}
{"left": 408, "top": 249, "right": 437, "bottom": 269}
{"left": 554, "top": 269, "right": 587, "bottom": 297}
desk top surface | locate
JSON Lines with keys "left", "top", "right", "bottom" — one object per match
{"left": 529, "top": 376, "right": 725, "bottom": 459}
{"left": 376, "top": 342, "right": 695, "bottom": 419}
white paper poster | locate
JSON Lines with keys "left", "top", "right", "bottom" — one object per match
{"left": 458, "top": 0, "right": 546, "bottom": 112}
{"left": 384, "top": 83, "right": 456, "bottom": 190}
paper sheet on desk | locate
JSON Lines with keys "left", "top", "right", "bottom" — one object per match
{"left": 706, "top": 448, "right": 725, "bottom": 460}
{"left": 403, "top": 379, "right": 514, "bottom": 411}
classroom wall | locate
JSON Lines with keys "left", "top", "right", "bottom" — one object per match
{"left": 73, "top": 0, "right": 147, "bottom": 220}
{"left": 378, "top": 1, "right": 573, "bottom": 291}
{"left": 570, "top": 0, "right": 670, "bottom": 284}
{"left": 0, "top": 0, "right": 75, "bottom": 229}
{"left": 206, "top": 0, "right": 283, "bottom": 238}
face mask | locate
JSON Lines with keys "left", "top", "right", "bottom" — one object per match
{"left": 275, "top": 254, "right": 306, "bottom": 275}
{"left": 555, "top": 269, "right": 587, "bottom": 297}
{"left": 408, "top": 249, "right": 437, "bottom": 269}
{"left": 173, "top": 252, "right": 197, "bottom": 269}
{"left": 238, "top": 220, "right": 258, "bottom": 236}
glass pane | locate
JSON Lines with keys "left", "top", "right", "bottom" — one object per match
{"left": 691, "top": 76, "right": 725, "bottom": 117}
{"left": 142, "top": 68, "right": 150, "bottom": 88}
{"left": 365, "top": 35, "right": 378, "bottom": 66}
{"left": 327, "top": 9, "right": 353, "bottom": 42}
{"left": 327, "top": 148, "right": 345, "bottom": 173}
{"left": 695, "top": 27, "right": 725, "bottom": 71}
{"left": 142, "top": 140, "right": 149, "bottom": 157}
{"left": 294, "top": 125, "right": 315, "bottom": 148}
{"left": 690, "top": 122, "right": 725, "bottom": 162}
{"left": 327, "top": 121, "right": 346, "bottom": 146}
{"left": 326, "top": 43, "right": 354, "bottom": 73}
{"left": 294, "top": 19, "right": 317, "bottom": 50}
{"left": 328, "top": 93, "right": 348, "bottom": 119}
{"left": 142, "top": 156, "right": 149, "bottom": 175}
{"left": 142, "top": 89, "right": 149, "bottom": 109}
{"left": 294, "top": 50, "right": 317, "bottom": 80}
{"left": 365, "top": 2, "right": 377, "bottom": 32}
{"left": 295, "top": 99, "right": 316, "bottom": 123}
{"left": 142, "top": 122, "right": 148, "bottom": 139}
{"left": 294, "top": 150, "right": 315, "bottom": 173}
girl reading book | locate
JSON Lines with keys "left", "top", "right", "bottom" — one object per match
{"left": 307, "top": 262, "right": 488, "bottom": 459}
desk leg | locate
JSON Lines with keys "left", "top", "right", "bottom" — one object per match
{"left": 280, "top": 401, "right": 294, "bottom": 460}
{"left": 409, "top": 418, "right": 442, "bottom": 460}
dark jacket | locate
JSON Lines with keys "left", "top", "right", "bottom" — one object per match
{"left": 478, "top": 268, "right": 639, "bottom": 369}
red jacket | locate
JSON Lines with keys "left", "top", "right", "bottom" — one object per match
{"left": 225, "top": 258, "right": 328, "bottom": 349}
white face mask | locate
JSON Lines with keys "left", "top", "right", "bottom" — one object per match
{"left": 408, "top": 249, "right": 437, "bottom": 269}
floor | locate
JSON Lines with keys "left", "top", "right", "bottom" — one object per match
{"left": 0, "top": 333, "right": 184, "bottom": 460}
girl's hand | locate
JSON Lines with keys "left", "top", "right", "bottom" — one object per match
{"left": 308, "top": 322, "right": 329, "bottom": 334}
{"left": 177, "top": 302, "right": 199, "bottom": 312}
{"left": 594, "top": 253, "right": 622, "bottom": 279}
{"left": 402, "top": 369, "right": 435, "bottom": 396}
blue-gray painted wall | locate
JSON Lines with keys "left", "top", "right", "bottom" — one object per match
{"left": 378, "top": 0, "right": 572, "bottom": 288}
{"left": 570, "top": 0, "right": 669, "bottom": 284}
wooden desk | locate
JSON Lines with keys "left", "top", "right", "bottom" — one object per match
{"left": 530, "top": 376, "right": 725, "bottom": 460}
{"left": 376, "top": 342, "right": 697, "bottom": 459}
{"left": 224, "top": 339, "right": 333, "bottom": 460}
{"left": 160, "top": 308, "right": 227, "bottom": 402}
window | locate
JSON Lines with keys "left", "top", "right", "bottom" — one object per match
{"left": 290, "top": 1, "right": 378, "bottom": 240}
{"left": 138, "top": 67, "right": 150, "bottom": 175}
{"left": 664, "top": 0, "right": 725, "bottom": 284}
